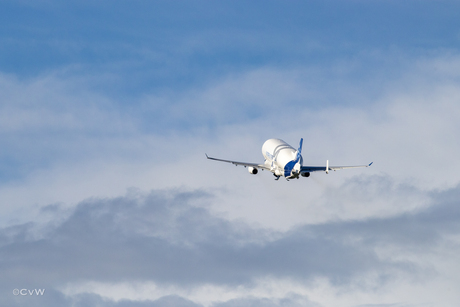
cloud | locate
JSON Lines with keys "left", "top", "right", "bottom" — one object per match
{"left": 2, "top": 181, "right": 460, "bottom": 306}
{"left": 212, "top": 294, "right": 320, "bottom": 307}
{"left": 71, "top": 293, "right": 203, "bottom": 307}
{"left": 2, "top": 52, "right": 460, "bottom": 233}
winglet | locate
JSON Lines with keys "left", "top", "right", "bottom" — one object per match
{"left": 368, "top": 162, "right": 373, "bottom": 167}
{"left": 205, "top": 153, "right": 209, "bottom": 159}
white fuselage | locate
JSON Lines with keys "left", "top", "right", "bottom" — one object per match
{"left": 262, "top": 139, "right": 302, "bottom": 178}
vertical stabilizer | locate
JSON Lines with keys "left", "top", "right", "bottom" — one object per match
{"left": 295, "top": 138, "right": 303, "bottom": 162}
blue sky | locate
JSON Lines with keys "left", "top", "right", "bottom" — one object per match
{"left": 2, "top": 1, "right": 460, "bottom": 306}
{"left": 3, "top": 1, "right": 459, "bottom": 93}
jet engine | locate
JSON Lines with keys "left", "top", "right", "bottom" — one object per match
{"left": 248, "top": 167, "right": 258, "bottom": 174}
{"left": 301, "top": 172, "right": 310, "bottom": 177}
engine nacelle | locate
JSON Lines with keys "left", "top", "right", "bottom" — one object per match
{"left": 301, "top": 172, "right": 310, "bottom": 177}
{"left": 248, "top": 167, "right": 258, "bottom": 175}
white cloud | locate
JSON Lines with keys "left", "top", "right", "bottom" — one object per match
{"left": 2, "top": 53, "right": 460, "bottom": 230}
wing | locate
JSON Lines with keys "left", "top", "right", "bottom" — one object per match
{"left": 301, "top": 162, "right": 373, "bottom": 173}
{"left": 205, "top": 154, "right": 269, "bottom": 170}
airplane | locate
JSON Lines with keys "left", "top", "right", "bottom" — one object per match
{"left": 206, "top": 138, "right": 372, "bottom": 180}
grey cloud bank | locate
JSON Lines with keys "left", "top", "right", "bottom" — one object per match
{"left": 1, "top": 180, "right": 459, "bottom": 306}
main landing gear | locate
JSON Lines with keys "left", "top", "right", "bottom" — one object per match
{"left": 273, "top": 174, "right": 280, "bottom": 180}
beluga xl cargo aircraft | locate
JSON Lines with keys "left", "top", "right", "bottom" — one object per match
{"left": 206, "top": 138, "right": 372, "bottom": 180}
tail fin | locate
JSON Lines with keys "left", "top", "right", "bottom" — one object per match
{"left": 295, "top": 138, "right": 303, "bottom": 162}
{"left": 298, "top": 138, "right": 303, "bottom": 154}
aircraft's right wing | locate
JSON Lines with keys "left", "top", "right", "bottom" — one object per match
{"left": 205, "top": 154, "right": 269, "bottom": 170}
{"left": 301, "top": 162, "right": 373, "bottom": 173}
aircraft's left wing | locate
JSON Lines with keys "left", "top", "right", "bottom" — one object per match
{"left": 205, "top": 154, "right": 269, "bottom": 170}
